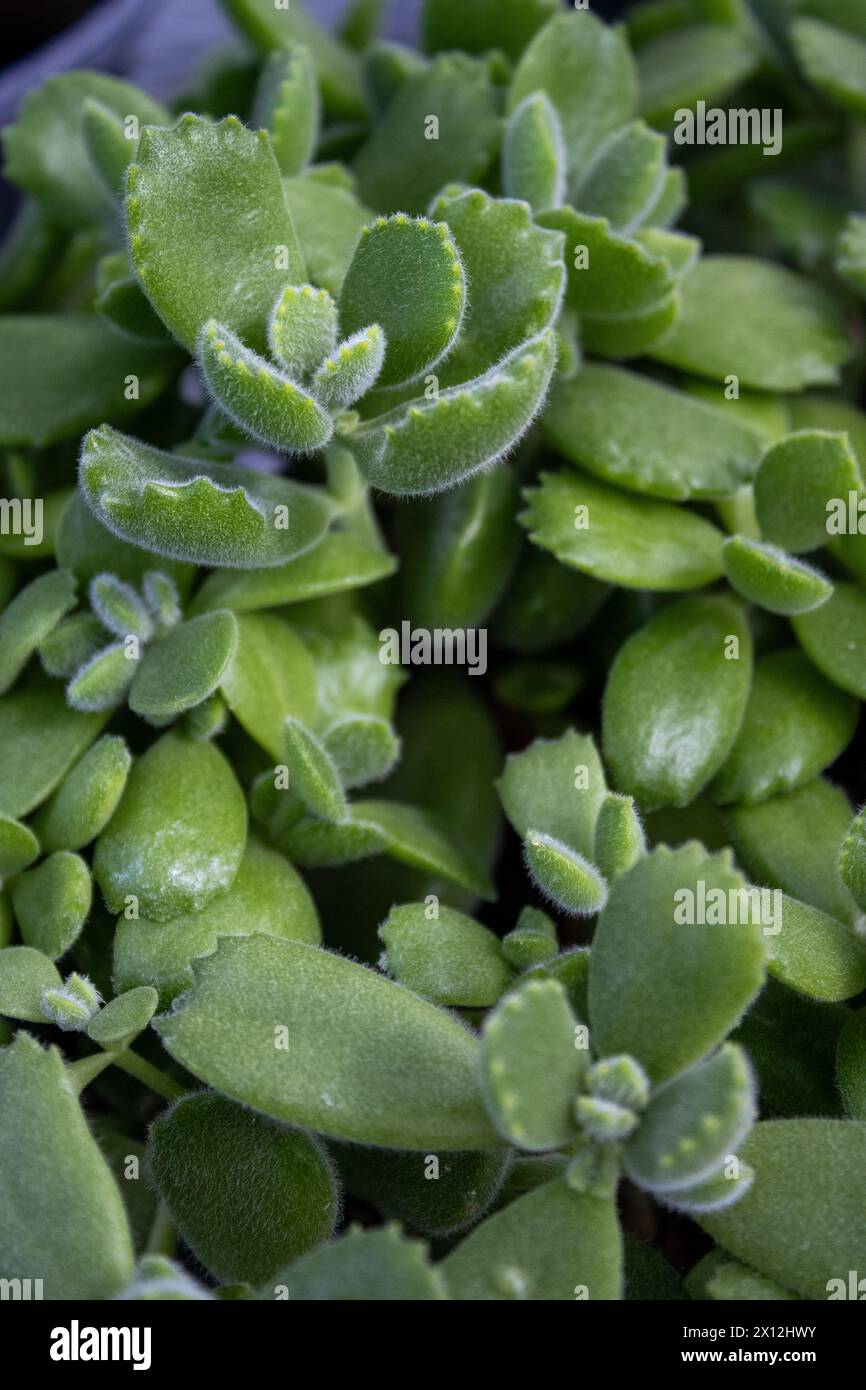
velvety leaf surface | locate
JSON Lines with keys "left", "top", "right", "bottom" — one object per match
{"left": 129, "top": 611, "right": 238, "bottom": 722}
{"left": 588, "top": 844, "right": 766, "bottom": 1083}
{"left": 650, "top": 256, "right": 852, "bottom": 390}
{"left": 767, "top": 894, "right": 866, "bottom": 1003}
{"left": 496, "top": 729, "right": 606, "bottom": 860}
{"left": 637, "top": 24, "right": 758, "bottom": 126}
{"left": 0, "top": 569, "right": 77, "bottom": 695}
{"left": 502, "top": 93, "right": 566, "bottom": 212}
{"left": 521, "top": 469, "right": 725, "bottom": 590}
{"left": 0, "top": 683, "right": 107, "bottom": 819}
{"left": 542, "top": 364, "right": 762, "bottom": 502}
{"left": 198, "top": 321, "right": 334, "bottom": 454}
{"left": 0, "top": 316, "right": 174, "bottom": 447}
{"left": 793, "top": 583, "right": 866, "bottom": 699}
{"left": 0, "top": 946, "right": 62, "bottom": 1022}
{"left": 86, "top": 986, "right": 157, "bottom": 1046}
{"left": 353, "top": 55, "right": 500, "bottom": 215}
{"left": 422, "top": 0, "right": 558, "bottom": 63}
{"left": 80, "top": 426, "right": 333, "bottom": 570}
{"left": 721, "top": 537, "right": 832, "bottom": 615}
{"left": 283, "top": 717, "right": 347, "bottom": 822}
{"left": 701, "top": 1119, "right": 866, "bottom": 1298}
{"left": 155, "top": 934, "right": 500, "bottom": 1150}
{"left": 379, "top": 902, "right": 513, "bottom": 1007}
{"left": 339, "top": 215, "right": 464, "bottom": 389}
{"left": 268, "top": 1224, "right": 446, "bottom": 1300}
{"left": 55, "top": 490, "right": 195, "bottom": 592}
{"left": 575, "top": 120, "right": 668, "bottom": 233}
{"left": 269, "top": 283, "right": 338, "bottom": 380}
{"left": 312, "top": 325, "right": 386, "bottom": 410}
{"left": 710, "top": 650, "right": 857, "bottom": 806}
{"left": 335, "top": 1143, "right": 509, "bottom": 1237}
{"left": 94, "top": 732, "right": 247, "bottom": 920}
{"left": 350, "top": 800, "right": 494, "bottom": 897}
{"left": 253, "top": 46, "right": 319, "bottom": 177}
{"left": 509, "top": 11, "right": 637, "bottom": 189}
{"left": 539, "top": 206, "right": 674, "bottom": 321}
{"left": 128, "top": 115, "right": 305, "bottom": 352}
{"left": 11, "top": 852, "right": 92, "bottom": 959}
{"left": 837, "top": 1009, "right": 866, "bottom": 1119}
{"left": 148, "top": 1093, "right": 338, "bottom": 1284}
{"left": 2, "top": 71, "right": 167, "bottom": 229}
{"left": 0, "top": 816, "right": 39, "bottom": 877}
{"left": 114, "top": 838, "right": 320, "bottom": 1004}
{"left": 219, "top": 0, "right": 367, "bottom": 119}
{"left": 602, "top": 595, "right": 752, "bottom": 810}
{"left": 722, "top": 779, "right": 860, "bottom": 926}
{"left": 443, "top": 1179, "right": 622, "bottom": 1300}
{"left": 354, "top": 330, "right": 556, "bottom": 496}
{"left": 523, "top": 833, "right": 608, "bottom": 916}
{"left": 429, "top": 187, "right": 566, "bottom": 381}
{"left": 282, "top": 176, "right": 373, "bottom": 298}
{"left": 754, "top": 429, "right": 860, "bottom": 554}
{"left": 0, "top": 1034, "right": 134, "bottom": 1298}
{"left": 624, "top": 1044, "right": 756, "bottom": 1192}
{"left": 220, "top": 613, "right": 316, "bottom": 760}
{"left": 480, "top": 979, "right": 584, "bottom": 1150}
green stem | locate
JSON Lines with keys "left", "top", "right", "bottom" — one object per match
{"left": 145, "top": 1202, "right": 176, "bottom": 1258}
{"left": 67, "top": 1049, "right": 117, "bottom": 1095}
{"left": 111, "top": 1048, "right": 186, "bottom": 1101}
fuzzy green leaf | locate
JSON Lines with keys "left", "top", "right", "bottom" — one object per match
{"left": 497, "top": 729, "right": 607, "bottom": 861}
{"left": 268, "top": 283, "right": 339, "bottom": 380}
{"left": 322, "top": 715, "right": 400, "bottom": 789}
{"left": 114, "top": 838, "right": 320, "bottom": 1005}
{"left": 711, "top": 650, "right": 857, "bottom": 806}
{"left": 0, "top": 946, "right": 62, "bottom": 1022}
{"left": 510, "top": 11, "right": 636, "bottom": 190}
{"left": 253, "top": 46, "right": 319, "bottom": 176}
{"left": 354, "top": 54, "right": 500, "bottom": 215}
{"left": 353, "top": 330, "right": 557, "bottom": 496}
{"left": 282, "top": 175, "right": 374, "bottom": 298}
{"left": 521, "top": 469, "right": 725, "bottom": 590}
{"left": 155, "top": 934, "right": 500, "bottom": 1150}
{"left": 754, "top": 429, "right": 860, "bottom": 554}
{"left": 0, "top": 1034, "right": 134, "bottom": 1298}
{"left": 523, "top": 832, "right": 608, "bottom": 917}
{"left": 129, "top": 611, "right": 238, "bottom": 723}
{"left": 87, "top": 986, "right": 157, "bottom": 1046}
{"left": 444, "top": 1179, "right": 622, "bottom": 1300}
{"left": 81, "top": 99, "right": 134, "bottom": 201}
{"left": 661, "top": 1159, "right": 754, "bottom": 1215}
{"left": 502, "top": 93, "right": 566, "bottom": 212}
{"left": 218, "top": 0, "right": 366, "bottom": 120}
{"left": 793, "top": 583, "right": 866, "bottom": 701}
{"left": 283, "top": 717, "right": 348, "bottom": 822}
{"left": 350, "top": 800, "right": 494, "bottom": 897}
{"left": 312, "top": 324, "right": 385, "bottom": 409}
{"left": 0, "top": 682, "right": 107, "bottom": 819}
{"left": 650, "top": 256, "right": 852, "bottom": 390}
{"left": 198, "top": 320, "right": 334, "bottom": 453}
{"left": 766, "top": 894, "right": 866, "bottom": 1002}
{"left": 701, "top": 1119, "right": 866, "bottom": 1298}
{"left": 603, "top": 595, "right": 752, "bottom": 810}
{"left": 480, "top": 979, "right": 584, "bottom": 1150}
{"left": 94, "top": 732, "right": 247, "bottom": 921}
{"left": 542, "top": 364, "right": 762, "bottom": 502}
{"left": 575, "top": 120, "right": 668, "bottom": 233}
{"left": 422, "top": 0, "right": 558, "bottom": 63}
{"left": 80, "top": 426, "right": 333, "bottom": 570}
{"left": 0, "top": 316, "right": 174, "bottom": 448}
{"left": 722, "top": 778, "right": 860, "bottom": 926}
{"left": 637, "top": 23, "right": 758, "bottom": 126}
{"left": 593, "top": 793, "right": 647, "bottom": 881}
{"left": 379, "top": 902, "right": 512, "bottom": 1007}
{"left": 792, "top": 17, "right": 866, "bottom": 116}
{"left": 335, "top": 1144, "right": 508, "bottom": 1237}
{"left": 722, "top": 537, "right": 832, "bottom": 615}
{"left": 339, "top": 215, "right": 465, "bottom": 389}
{"left": 2, "top": 71, "right": 167, "bottom": 229}
{"left": 127, "top": 114, "right": 305, "bottom": 352}
{"left": 624, "top": 1044, "right": 756, "bottom": 1193}
{"left": 39, "top": 614, "right": 106, "bottom": 680}
{"left": 148, "top": 1093, "right": 338, "bottom": 1284}
{"left": 55, "top": 491, "right": 195, "bottom": 593}
{"left": 267, "top": 1224, "right": 446, "bottom": 1300}
{"left": 0, "top": 816, "right": 40, "bottom": 877}
{"left": 0, "top": 569, "right": 77, "bottom": 695}
{"left": 95, "top": 257, "right": 172, "bottom": 347}
{"left": 34, "top": 735, "right": 131, "bottom": 853}
{"left": 589, "top": 844, "right": 766, "bottom": 1084}
{"left": 67, "top": 643, "right": 135, "bottom": 713}
{"left": 90, "top": 573, "right": 153, "bottom": 642}
{"left": 11, "top": 852, "right": 92, "bottom": 960}
{"left": 220, "top": 613, "right": 316, "bottom": 760}
{"left": 430, "top": 187, "right": 566, "bottom": 382}
{"left": 839, "top": 804, "right": 866, "bottom": 913}
{"left": 539, "top": 206, "right": 675, "bottom": 323}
